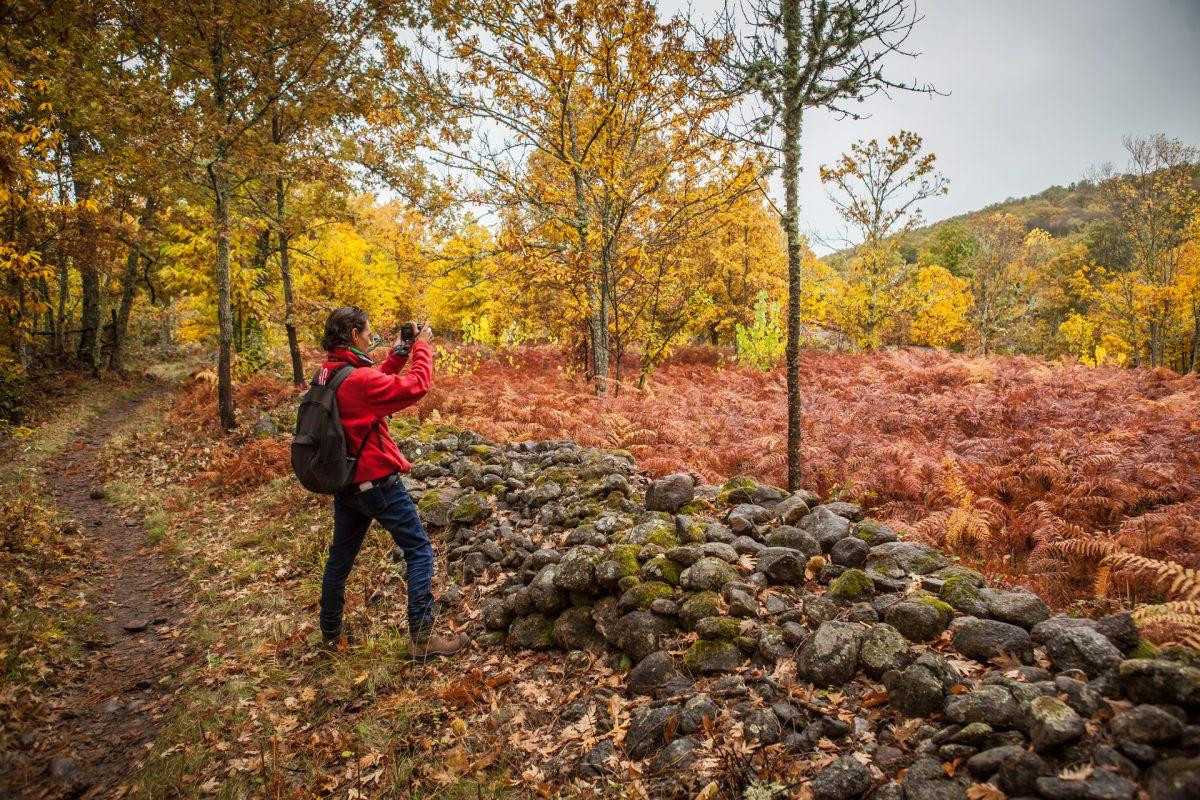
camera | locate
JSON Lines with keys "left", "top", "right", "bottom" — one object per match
{"left": 399, "top": 322, "right": 424, "bottom": 344}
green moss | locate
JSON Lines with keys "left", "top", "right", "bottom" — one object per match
{"left": 1127, "top": 641, "right": 1161, "bottom": 660}
{"left": 915, "top": 594, "right": 955, "bottom": 625}
{"left": 468, "top": 444, "right": 497, "bottom": 457}
{"left": 448, "top": 492, "right": 491, "bottom": 525}
{"left": 829, "top": 568, "right": 875, "bottom": 603}
{"left": 640, "top": 556, "right": 683, "bottom": 586}
{"left": 627, "top": 521, "right": 680, "bottom": 549}
{"left": 935, "top": 565, "right": 985, "bottom": 586}
{"left": 910, "top": 550, "right": 949, "bottom": 574}
{"left": 679, "top": 591, "right": 721, "bottom": 630}
{"left": 621, "top": 581, "right": 675, "bottom": 610}
{"left": 604, "top": 544, "right": 642, "bottom": 578}
{"left": 678, "top": 500, "right": 710, "bottom": 516}
{"left": 417, "top": 488, "right": 453, "bottom": 514}
{"left": 534, "top": 468, "right": 575, "bottom": 487}
{"left": 683, "top": 638, "right": 741, "bottom": 674}
{"left": 852, "top": 519, "right": 888, "bottom": 544}
{"left": 695, "top": 616, "right": 741, "bottom": 640}
{"left": 940, "top": 575, "right": 985, "bottom": 611}
{"left": 679, "top": 519, "right": 707, "bottom": 544}
{"left": 714, "top": 475, "right": 760, "bottom": 506}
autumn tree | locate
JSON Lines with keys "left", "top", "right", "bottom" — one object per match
{"left": 963, "top": 213, "right": 1051, "bottom": 355}
{"left": 1096, "top": 135, "right": 1200, "bottom": 368}
{"left": 715, "top": 0, "right": 933, "bottom": 490}
{"left": 121, "top": 0, "right": 392, "bottom": 428}
{"left": 417, "top": 0, "right": 756, "bottom": 393}
{"left": 818, "top": 131, "right": 947, "bottom": 349}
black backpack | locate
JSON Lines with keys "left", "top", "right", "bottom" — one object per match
{"left": 291, "top": 365, "right": 379, "bottom": 494}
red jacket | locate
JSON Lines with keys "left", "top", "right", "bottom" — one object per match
{"left": 317, "top": 340, "right": 433, "bottom": 483}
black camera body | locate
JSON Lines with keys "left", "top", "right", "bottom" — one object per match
{"left": 399, "top": 322, "right": 425, "bottom": 344}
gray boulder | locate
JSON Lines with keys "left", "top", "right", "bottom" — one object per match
{"left": 799, "top": 621, "right": 863, "bottom": 687}
{"left": 625, "top": 704, "right": 682, "bottom": 758}
{"left": 756, "top": 547, "right": 808, "bottom": 584}
{"left": 1028, "top": 695, "right": 1085, "bottom": 752}
{"left": 1032, "top": 618, "right": 1123, "bottom": 677}
{"left": 867, "top": 541, "right": 948, "bottom": 575}
{"left": 885, "top": 599, "right": 951, "bottom": 642}
{"left": 883, "top": 652, "right": 955, "bottom": 717}
{"left": 809, "top": 755, "right": 872, "bottom": 800}
{"left": 1036, "top": 769, "right": 1137, "bottom": 800}
{"left": 830, "top": 536, "right": 869, "bottom": 567}
{"left": 553, "top": 546, "right": 603, "bottom": 593}
{"left": 507, "top": 613, "right": 554, "bottom": 650}
{"left": 646, "top": 473, "right": 695, "bottom": 512}
{"left": 951, "top": 617, "right": 1034, "bottom": 664}
{"left": 680, "top": 557, "right": 739, "bottom": 592}
{"left": 944, "top": 685, "right": 1020, "bottom": 728}
{"left": 552, "top": 606, "right": 606, "bottom": 651}
{"left": 774, "top": 493, "right": 811, "bottom": 525}
{"left": 986, "top": 589, "right": 1051, "bottom": 629}
{"left": 1119, "top": 658, "right": 1200, "bottom": 709}
{"left": 611, "top": 611, "right": 672, "bottom": 662}
{"left": 1145, "top": 757, "right": 1200, "bottom": 800}
{"left": 1110, "top": 704, "right": 1185, "bottom": 745}
{"left": 859, "top": 623, "right": 911, "bottom": 679}
{"left": 800, "top": 507, "right": 852, "bottom": 551}
{"left": 766, "top": 525, "right": 820, "bottom": 556}
{"left": 626, "top": 651, "right": 680, "bottom": 696}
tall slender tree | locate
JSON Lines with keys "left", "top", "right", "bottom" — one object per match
{"left": 715, "top": 0, "right": 933, "bottom": 490}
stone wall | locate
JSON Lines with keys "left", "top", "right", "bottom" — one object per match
{"left": 397, "top": 420, "right": 1199, "bottom": 800}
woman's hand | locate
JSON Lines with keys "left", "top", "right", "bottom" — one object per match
{"left": 416, "top": 321, "right": 433, "bottom": 344}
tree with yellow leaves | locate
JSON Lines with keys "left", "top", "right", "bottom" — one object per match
{"left": 818, "top": 131, "right": 948, "bottom": 350}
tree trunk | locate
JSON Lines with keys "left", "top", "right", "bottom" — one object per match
{"left": 66, "top": 130, "right": 100, "bottom": 373}
{"left": 275, "top": 177, "right": 304, "bottom": 384}
{"left": 781, "top": 0, "right": 804, "bottom": 492}
{"left": 112, "top": 196, "right": 156, "bottom": 372}
{"left": 211, "top": 163, "right": 237, "bottom": 431}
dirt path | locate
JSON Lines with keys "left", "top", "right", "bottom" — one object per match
{"left": 9, "top": 387, "right": 190, "bottom": 799}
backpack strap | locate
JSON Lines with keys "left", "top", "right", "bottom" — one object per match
{"left": 314, "top": 363, "right": 355, "bottom": 390}
{"left": 315, "top": 364, "right": 383, "bottom": 463}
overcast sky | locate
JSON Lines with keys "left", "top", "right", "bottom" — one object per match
{"left": 678, "top": 0, "right": 1200, "bottom": 253}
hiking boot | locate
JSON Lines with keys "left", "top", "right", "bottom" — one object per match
{"left": 407, "top": 632, "right": 467, "bottom": 661}
{"left": 318, "top": 624, "right": 346, "bottom": 652}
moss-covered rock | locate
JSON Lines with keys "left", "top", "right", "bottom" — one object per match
{"left": 939, "top": 575, "right": 989, "bottom": 616}
{"left": 448, "top": 492, "right": 491, "bottom": 525}
{"left": 695, "top": 616, "right": 742, "bottom": 640}
{"left": 416, "top": 488, "right": 462, "bottom": 527}
{"left": 604, "top": 544, "right": 642, "bottom": 576}
{"left": 677, "top": 517, "right": 708, "bottom": 544}
{"left": 852, "top": 519, "right": 898, "bottom": 545}
{"left": 915, "top": 594, "right": 955, "bottom": 626}
{"left": 623, "top": 521, "right": 681, "bottom": 549}
{"left": 683, "top": 638, "right": 743, "bottom": 674}
{"left": 715, "top": 475, "right": 760, "bottom": 507}
{"left": 507, "top": 613, "right": 554, "bottom": 650}
{"left": 829, "top": 568, "right": 875, "bottom": 603}
{"left": 678, "top": 499, "right": 711, "bottom": 516}
{"left": 1125, "top": 640, "right": 1159, "bottom": 660}
{"left": 935, "top": 565, "right": 985, "bottom": 587}
{"left": 640, "top": 556, "right": 683, "bottom": 586}
{"left": 619, "top": 581, "right": 675, "bottom": 611}
{"left": 679, "top": 591, "right": 721, "bottom": 630}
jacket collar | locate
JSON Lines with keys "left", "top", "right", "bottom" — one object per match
{"left": 326, "top": 346, "right": 375, "bottom": 367}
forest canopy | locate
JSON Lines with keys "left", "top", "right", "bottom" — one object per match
{"left": 1, "top": 0, "right": 1198, "bottom": 430}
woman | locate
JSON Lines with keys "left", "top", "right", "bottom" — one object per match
{"left": 315, "top": 306, "right": 466, "bottom": 659}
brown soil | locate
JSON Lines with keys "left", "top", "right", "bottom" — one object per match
{"left": 6, "top": 386, "right": 191, "bottom": 799}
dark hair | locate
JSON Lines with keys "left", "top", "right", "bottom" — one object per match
{"left": 322, "top": 306, "right": 369, "bottom": 351}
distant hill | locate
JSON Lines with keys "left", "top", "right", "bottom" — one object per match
{"left": 829, "top": 171, "right": 1199, "bottom": 265}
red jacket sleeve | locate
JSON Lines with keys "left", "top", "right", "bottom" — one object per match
{"left": 359, "top": 340, "right": 433, "bottom": 416}
{"left": 379, "top": 348, "right": 408, "bottom": 375}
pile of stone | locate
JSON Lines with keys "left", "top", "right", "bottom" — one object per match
{"left": 395, "top": 420, "right": 1200, "bottom": 800}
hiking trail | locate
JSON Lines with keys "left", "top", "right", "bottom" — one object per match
{"left": 10, "top": 386, "right": 190, "bottom": 799}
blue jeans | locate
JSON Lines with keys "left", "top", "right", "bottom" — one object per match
{"left": 320, "top": 478, "right": 435, "bottom": 637}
